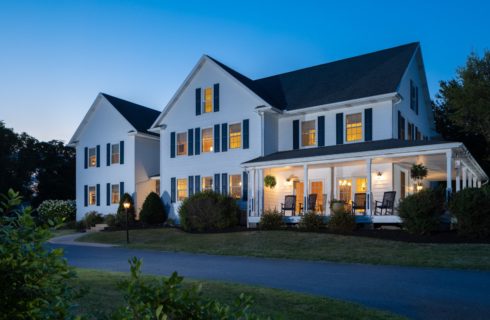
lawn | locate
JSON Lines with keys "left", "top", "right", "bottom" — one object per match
{"left": 72, "top": 268, "right": 404, "bottom": 319}
{"left": 77, "top": 228, "right": 490, "bottom": 270}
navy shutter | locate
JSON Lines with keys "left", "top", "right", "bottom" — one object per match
{"left": 106, "top": 183, "right": 110, "bottom": 205}
{"left": 96, "top": 145, "right": 100, "bottom": 167}
{"left": 195, "top": 88, "right": 201, "bottom": 116}
{"left": 170, "top": 132, "right": 176, "bottom": 158}
{"left": 188, "top": 176, "right": 194, "bottom": 196}
{"left": 317, "top": 116, "right": 325, "bottom": 147}
{"left": 106, "top": 143, "right": 111, "bottom": 166}
{"left": 194, "top": 128, "right": 200, "bottom": 155}
{"left": 120, "top": 181, "right": 124, "bottom": 198}
{"left": 336, "top": 113, "right": 343, "bottom": 145}
{"left": 242, "top": 171, "right": 248, "bottom": 201}
{"left": 214, "top": 124, "right": 220, "bottom": 152}
{"left": 221, "top": 123, "right": 228, "bottom": 152}
{"left": 96, "top": 184, "right": 100, "bottom": 206}
{"left": 120, "top": 141, "right": 124, "bottom": 164}
{"left": 213, "top": 83, "right": 219, "bottom": 112}
{"left": 84, "top": 185, "right": 88, "bottom": 207}
{"left": 214, "top": 174, "right": 220, "bottom": 193}
{"left": 188, "top": 129, "right": 194, "bottom": 156}
{"left": 170, "top": 178, "right": 176, "bottom": 203}
{"left": 365, "top": 108, "right": 373, "bottom": 141}
{"left": 195, "top": 175, "right": 201, "bottom": 193}
{"left": 222, "top": 173, "right": 228, "bottom": 195}
{"left": 243, "top": 119, "right": 249, "bottom": 149}
{"left": 84, "top": 147, "right": 88, "bottom": 169}
{"left": 293, "top": 120, "right": 299, "bottom": 149}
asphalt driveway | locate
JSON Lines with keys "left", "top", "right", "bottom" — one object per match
{"left": 49, "top": 241, "right": 490, "bottom": 320}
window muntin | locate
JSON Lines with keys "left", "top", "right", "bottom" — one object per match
{"left": 88, "top": 147, "right": 96, "bottom": 167}
{"left": 111, "top": 144, "right": 120, "bottom": 164}
{"left": 176, "top": 132, "right": 187, "bottom": 156}
{"left": 201, "top": 128, "right": 213, "bottom": 153}
{"left": 229, "top": 123, "right": 241, "bottom": 149}
{"left": 301, "top": 120, "right": 316, "bottom": 147}
{"left": 229, "top": 174, "right": 242, "bottom": 199}
{"left": 346, "top": 113, "right": 362, "bottom": 142}
{"left": 88, "top": 186, "right": 96, "bottom": 205}
{"left": 111, "top": 184, "right": 120, "bottom": 204}
{"left": 177, "top": 178, "right": 187, "bottom": 201}
{"left": 203, "top": 87, "right": 213, "bottom": 113}
{"left": 202, "top": 176, "right": 213, "bottom": 191}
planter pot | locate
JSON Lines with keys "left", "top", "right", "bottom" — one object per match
{"left": 332, "top": 202, "right": 345, "bottom": 214}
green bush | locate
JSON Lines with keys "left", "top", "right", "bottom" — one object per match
{"left": 104, "top": 213, "right": 117, "bottom": 227}
{"left": 84, "top": 211, "right": 104, "bottom": 227}
{"left": 450, "top": 187, "right": 490, "bottom": 238}
{"left": 116, "top": 193, "right": 136, "bottom": 227}
{"left": 139, "top": 192, "right": 167, "bottom": 225}
{"left": 259, "top": 209, "right": 284, "bottom": 230}
{"left": 299, "top": 211, "right": 324, "bottom": 231}
{"left": 179, "top": 191, "right": 240, "bottom": 232}
{"left": 328, "top": 210, "right": 356, "bottom": 232}
{"left": 398, "top": 188, "right": 445, "bottom": 235}
{"left": 37, "top": 199, "right": 76, "bottom": 224}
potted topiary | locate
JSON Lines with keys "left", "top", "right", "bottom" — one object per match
{"left": 411, "top": 164, "right": 428, "bottom": 192}
{"left": 264, "top": 175, "right": 277, "bottom": 189}
{"left": 330, "top": 199, "right": 346, "bottom": 214}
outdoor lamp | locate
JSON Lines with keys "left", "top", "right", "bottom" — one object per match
{"left": 123, "top": 201, "right": 130, "bottom": 209}
{"left": 123, "top": 200, "right": 131, "bottom": 244}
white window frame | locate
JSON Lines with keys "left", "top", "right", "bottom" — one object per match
{"left": 228, "top": 122, "right": 242, "bottom": 150}
{"left": 229, "top": 174, "right": 242, "bottom": 199}
{"left": 88, "top": 147, "right": 97, "bottom": 167}
{"left": 111, "top": 144, "right": 120, "bottom": 164}
{"left": 111, "top": 184, "right": 120, "bottom": 204}
{"left": 202, "top": 176, "right": 213, "bottom": 192}
{"left": 202, "top": 87, "right": 213, "bottom": 114}
{"left": 176, "top": 132, "right": 188, "bottom": 156}
{"left": 177, "top": 178, "right": 187, "bottom": 201}
{"left": 201, "top": 127, "right": 214, "bottom": 153}
{"left": 344, "top": 112, "right": 364, "bottom": 144}
{"left": 88, "top": 186, "right": 96, "bottom": 205}
{"left": 300, "top": 119, "right": 317, "bottom": 148}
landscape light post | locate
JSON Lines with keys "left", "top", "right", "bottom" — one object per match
{"left": 123, "top": 200, "right": 130, "bottom": 244}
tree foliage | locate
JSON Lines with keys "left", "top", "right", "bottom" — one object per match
{"left": 139, "top": 192, "right": 167, "bottom": 225}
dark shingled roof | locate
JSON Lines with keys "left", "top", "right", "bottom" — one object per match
{"left": 243, "top": 139, "right": 455, "bottom": 165}
{"left": 209, "top": 42, "right": 419, "bottom": 111}
{"left": 101, "top": 93, "right": 160, "bottom": 136}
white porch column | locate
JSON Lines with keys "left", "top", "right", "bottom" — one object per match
{"left": 366, "top": 158, "right": 372, "bottom": 216}
{"left": 329, "top": 166, "right": 334, "bottom": 215}
{"left": 258, "top": 169, "right": 264, "bottom": 216}
{"left": 472, "top": 175, "right": 477, "bottom": 188}
{"left": 446, "top": 150, "right": 453, "bottom": 200}
{"left": 462, "top": 166, "right": 467, "bottom": 189}
{"left": 248, "top": 169, "right": 254, "bottom": 218}
{"left": 478, "top": 180, "right": 482, "bottom": 188}
{"left": 455, "top": 160, "right": 461, "bottom": 192}
{"left": 303, "top": 164, "right": 309, "bottom": 213}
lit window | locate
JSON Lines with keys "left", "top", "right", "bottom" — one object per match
{"left": 88, "top": 147, "right": 97, "bottom": 167}
{"left": 177, "top": 178, "right": 187, "bottom": 201}
{"left": 346, "top": 113, "right": 362, "bottom": 142}
{"left": 229, "top": 174, "right": 242, "bottom": 199}
{"left": 201, "top": 128, "right": 213, "bottom": 153}
{"left": 338, "top": 179, "right": 352, "bottom": 203}
{"left": 89, "top": 186, "right": 96, "bottom": 205}
{"left": 202, "top": 176, "right": 213, "bottom": 191}
{"left": 111, "top": 144, "right": 120, "bottom": 164}
{"left": 155, "top": 180, "right": 160, "bottom": 196}
{"left": 229, "top": 123, "right": 241, "bottom": 149}
{"left": 301, "top": 120, "right": 316, "bottom": 147}
{"left": 176, "top": 132, "right": 187, "bottom": 156}
{"left": 111, "top": 184, "right": 120, "bottom": 204}
{"left": 356, "top": 178, "right": 367, "bottom": 193}
{"left": 203, "top": 87, "right": 213, "bottom": 113}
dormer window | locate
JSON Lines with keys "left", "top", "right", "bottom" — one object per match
{"left": 203, "top": 87, "right": 213, "bottom": 113}
{"left": 346, "top": 113, "right": 362, "bottom": 142}
{"left": 176, "top": 132, "right": 187, "bottom": 156}
{"left": 301, "top": 120, "right": 316, "bottom": 147}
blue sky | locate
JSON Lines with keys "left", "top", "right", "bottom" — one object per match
{"left": 1, "top": 0, "right": 489, "bottom": 142}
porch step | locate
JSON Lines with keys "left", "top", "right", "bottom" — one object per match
{"left": 88, "top": 223, "right": 109, "bottom": 232}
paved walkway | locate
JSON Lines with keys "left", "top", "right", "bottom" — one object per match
{"left": 49, "top": 237, "right": 490, "bottom": 320}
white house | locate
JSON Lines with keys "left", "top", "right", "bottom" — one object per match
{"left": 68, "top": 93, "right": 160, "bottom": 220}
{"left": 149, "top": 42, "right": 488, "bottom": 226}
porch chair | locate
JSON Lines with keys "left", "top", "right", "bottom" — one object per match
{"left": 351, "top": 193, "right": 367, "bottom": 215}
{"left": 281, "top": 195, "right": 296, "bottom": 216}
{"left": 300, "top": 194, "right": 318, "bottom": 213}
{"left": 374, "top": 191, "right": 396, "bottom": 215}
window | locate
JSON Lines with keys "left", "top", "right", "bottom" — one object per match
{"left": 229, "top": 174, "right": 242, "bottom": 199}
{"left": 203, "top": 87, "right": 213, "bottom": 113}
{"left": 410, "top": 80, "right": 418, "bottom": 114}
{"left": 111, "top": 144, "right": 120, "bottom": 164}
{"left": 155, "top": 180, "right": 160, "bottom": 196}
{"left": 338, "top": 179, "right": 352, "bottom": 203}
{"left": 356, "top": 178, "right": 367, "bottom": 193}
{"left": 177, "top": 178, "right": 187, "bottom": 201}
{"left": 201, "top": 128, "right": 213, "bottom": 153}
{"left": 399, "top": 115, "right": 405, "bottom": 140}
{"left": 301, "top": 120, "right": 316, "bottom": 147}
{"left": 176, "top": 132, "right": 187, "bottom": 156}
{"left": 111, "top": 184, "right": 119, "bottom": 204}
{"left": 88, "top": 147, "right": 96, "bottom": 167}
{"left": 346, "top": 113, "right": 362, "bottom": 142}
{"left": 229, "top": 123, "right": 241, "bottom": 149}
{"left": 88, "top": 186, "right": 96, "bottom": 205}
{"left": 407, "top": 123, "right": 413, "bottom": 141}
{"left": 202, "top": 176, "right": 213, "bottom": 191}
{"left": 415, "top": 128, "right": 421, "bottom": 141}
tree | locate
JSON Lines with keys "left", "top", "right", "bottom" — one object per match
{"left": 139, "top": 192, "right": 167, "bottom": 225}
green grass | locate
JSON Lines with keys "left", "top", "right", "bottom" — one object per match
{"left": 77, "top": 228, "right": 490, "bottom": 270}
{"left": 50, "top": 228, "right": 77, "bottom": 238}
{"left": 72, "top": 268, "right": 404, "bottom": 319}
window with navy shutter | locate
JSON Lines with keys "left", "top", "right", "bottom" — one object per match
{"left": 188, "top": 129, "right": 194, "bottom": 156}
{"left": 106, "top": 183, "right": 110, "bottom": 206}
{"left": 221, "top": 123, "right": 228, "bottom": 152}
{"left": 194, "top": 175, "right": 200, "bottom": 193}
{"left": 106, "top": 143, "right": 110, "bottom": 166}
{"left": 170, "top": 132, "right": 176, "bottom": 158}
{"left": 188, "top": 176, "right": 194, "bottom": 196}
{"left": 120, "top": 181, "right": 124, "bottom": 197}
{"left": 194, "top": 128, "right": 200, "bottom": 155}
{"left": 317, "top": 116, "right": 325, "bottom": 147}
{"left": 214, "top": 124, "right": 220, "bottom": 152}
{"left": 96, "top": 184, "right": 100, "bottom": 206}
{"left": 213, "top": 83, "right": 219, "bottom": 112}
{"left": 214, "top": 174, "right": 220, "bottom": 193}
{"left": 336, "top": 113, "right": 343, "bottom": 145}
{"left": 171, "top": 178, "right": 176, "bottom": 203}
{"left": 364, "top": 108, "right": 373, "bottom": 141}
{"left": 195, "top": 88, "right": 201, "bottom": 116}
{"left": 84, "top": 147, "right": 88, "bottom": 169}
{"left": 96, "top": 145, "right": 100, "bottom": 167}
{"left": 243, "top": 119, "right": 249, "bottom": 149}
{"left": 292, "top": 120, "right": 299, "bottom": 149}
{"left": 84, "top": 185, "right": 88, "bottom": 206}
{"left": 120, "top": 141, "right": 124, "bottom": 164}
{"left": 242, "top": 171, "right": 248, "bottom": 201}
{"left": 221, "top": 173, "right": 228, "bottom": 195}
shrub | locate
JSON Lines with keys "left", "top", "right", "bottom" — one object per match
{"left": 328, "top": 209, "right": 356, "bottom": 232}
{"left": 450, "top": 187, "right": 490, "bottom": 238}
{"left": 259, "top": 209, "right": 284, "bottom": 230}
{"left": 299, "top": 211, "right": 324, "bottom": 231}
{"left": 398, "top": 188, "right": 445, "bottom": 235}
{"left": 116, "top": 193, "right": 136, "bottom": 227}
{"left": 83, "top": 211, "right": 104, "bottom": 227}
{"left": 179, "top": 191, "right": 240, "bottom": 232}
{"left": 139, "top": 192, "right": 167, "bottom": 225}
{"left": 37, "top": 199, "right": 76, "bottom": 224}
{"left": 104, "top": 213, "right": 117, "bottom": 227}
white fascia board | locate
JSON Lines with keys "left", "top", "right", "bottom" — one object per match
{"left": 67, "top": 93, "right": 105, "bottom": 146}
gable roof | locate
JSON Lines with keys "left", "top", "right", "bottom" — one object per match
{"left": 210, "top": 42, "right": 419, "bottom": 111}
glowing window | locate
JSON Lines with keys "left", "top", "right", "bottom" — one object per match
{"left": 88, "top": 147, "right": 97, "bottom": 167}
{"left": 88, "top": 186, "right": 96, "bottom": 205}
{"left": 111, "top": 184, "right": 120, "bottom": 204}
{"left": 346, "top": 113, "right": 362, "bottom": 142}
{"left": 338, "top": 179, "right": 352, "bottom": 203}
{"left": 201, "top": 128, "right": 213, "bottom": 153}
{"left": 176, "top": 132, "right": 187, "bottom": 156}
{"left": 301, "top": 120, "right": 316, "bottom": 147}
{"left": 229, "top": 174, "right": 242, "bottom": 199}
{"left": 111, "top": 144, "right": 120, "bottom": 164}
{"left": 203, "top": 87, "right": 213, "bottom": 113}
{"left": 229, "top": 123, "right": 241, "bottom": 149}
{"left": 356, "top": 178, "right": 367, "bottom": 193}
{"left": 202, "top": 176, "right": 213, "bottom": 191}
{"left": 177, "top": 178, "right": 187, "bottom": 201}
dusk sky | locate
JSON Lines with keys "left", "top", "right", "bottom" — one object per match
{"left": 1, "top": 0, "right": 489, "bottom": 142}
